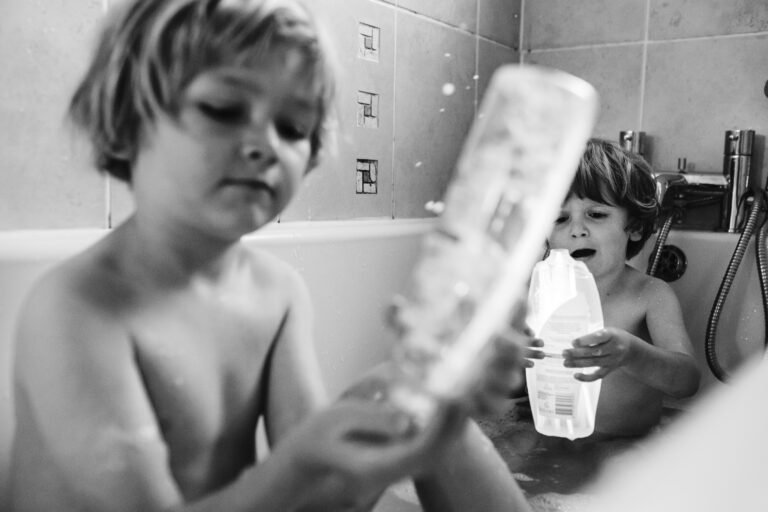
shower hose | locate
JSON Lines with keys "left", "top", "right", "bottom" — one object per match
{"left": 648, "top": 190, "right": 768, "bottom": 382}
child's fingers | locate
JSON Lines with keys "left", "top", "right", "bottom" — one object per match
{"left": 332, "top": 400, "right": 415, "bottom": 442}
{"left": 574, "top": 368, "right": 609, "bottom": 382}
{"left": 572, "top": 329, "right": 611, "bottom": 348}
{"left": 564, "top": 344, "right": 611, "bottom": 360}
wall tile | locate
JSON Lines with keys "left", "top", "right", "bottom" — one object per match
{"left": 393, "top": 13, "right": 477, "bottom": 218}
{"left": 479, "top": 0, "right": 521, "bottom": 47}
{"left": 282, "top": 0, "right": 396, "bottom": 220}
{"left": 524, "top": 0, "right": 647, "bottom": 49}
{"left": 477, "top": 39, "right": 520, "bottom": 104}
{"left": 527, "top": 45, "right": 645, "bottom": 141}
{"left": 0, "top": 0, "right": 522, "bottom": 231}
{"left": 644, "top": 35, "right": 768, "bottom": 184}
{"left": 0, "top": 0, "right": 106, "bottom": 229}
{"left": 650, "top": 0, "right": 768, "bottom": 40}
{"left": 397, "top": 0, "right": 478, "bottom": 31}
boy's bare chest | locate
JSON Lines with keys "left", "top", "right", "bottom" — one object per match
{"left": 602, "top": 293, "right": 649, "bottom": 340}
{"left": 126, "top": 290, "right": 285, "bottom": 462}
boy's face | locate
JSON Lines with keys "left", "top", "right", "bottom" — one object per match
{"left": 549, "top": 196, "right": 642, "bottom": 279}
{"left": 132, "top": 47, "right": 321, "bottom": 239}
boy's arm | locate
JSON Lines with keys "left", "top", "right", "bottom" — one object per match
{"left": 263, "top": 265, "right": 328, "bottom": 446}
{"left": 342, "top": 363, "right": 532, "bottom": 512}
{"left": 568, "top": 279, "right": 700, "bottom": 397}
{"left": 414, "top": 418, "right": 532, "bottom": 512}
{"left": 628, "top": 278, "right": 700, "bottom": 397}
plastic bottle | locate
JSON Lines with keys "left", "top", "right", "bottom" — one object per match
{"left": 525, "top": 249, "right": 603, "bottom": 440}
{"left": 387, "top": 65, "right": 599, "bottom": 425}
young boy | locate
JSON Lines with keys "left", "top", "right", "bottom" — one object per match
{"left": 554, "top": 138, "right": 701, "bottom": 436}
{"left": 10, "top": 1, "right": 532, "bottom": 511}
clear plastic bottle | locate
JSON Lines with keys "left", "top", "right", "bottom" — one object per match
{"left": 525, "top": 249, "right": 603, "bottom": 440}
{"left": 388, "top": 65, "right": 599, "bottom": 425}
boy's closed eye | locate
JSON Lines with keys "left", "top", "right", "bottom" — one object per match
{"left": 587, "top": 210, "right": 609, "bottom": 220}
{"left": 275, "top": 118, "right": 311, "bottom": 141}
{"left": 197, "top": 101, "right": 247, "bottom": 124}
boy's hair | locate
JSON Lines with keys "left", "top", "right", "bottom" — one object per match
{"left": 69, "top": 0, "right": 336, "bottom": 182}
{"left": 569, "top": 138, "right": 659, "bottom": 259}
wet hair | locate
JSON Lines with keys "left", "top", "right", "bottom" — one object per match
{"left": 69, "top": 0, "right": 336, "bottom": 182}
{"left": 568, "top": 138, "right": 659, "bottom": 259}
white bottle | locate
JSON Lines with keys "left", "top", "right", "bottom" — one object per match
{"left": 525, "top": 249, "right": 603, "bottom": 440}
{"left": 388, "top": 66, "right": 599, "bottom": 425}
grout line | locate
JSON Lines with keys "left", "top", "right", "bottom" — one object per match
{"left": 529, "top": 29, "right": 768, "bottom": 55}
{"left": 646, "top": 30, "right": 768, "bottom": 44}
{"left": 529, "top": 40, "right": 648, "bottom": 53}
{"left": 474, "top": 0, "right": 480, "bottom": 114}
{"left": 103, "top": 0, "right": 111, "bottom": 229}
{"left": 105, "top": 176, "right": 112, "bottom": 229}
{"left": 390, "top": 9, "right": 398, "bottom": 219}
{"left": 392, "top": 4, "right": 515, "bottom": 47}
{"left": 519, "top": 0, "right": 526, "bottom": 63}
{"left": 638, "top": 0, "right": 651, "bottom": 129}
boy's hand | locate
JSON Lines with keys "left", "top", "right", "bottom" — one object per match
{"left": 562, "top": 327, "right": 634, "bottom": 381}
{"left": 471, "top": 326, "right": 542, "bottom": 413}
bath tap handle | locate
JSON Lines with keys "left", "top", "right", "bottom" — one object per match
{"left": 724, "top": 129, "right": 754, "bottom": 156}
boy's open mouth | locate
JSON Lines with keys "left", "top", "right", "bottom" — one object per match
{"left": 570, "top": 248, "right": 596, "bottom": 259}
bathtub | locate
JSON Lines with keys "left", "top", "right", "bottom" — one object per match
{"left": 0, "top": 219, "right": 432, "bottom": 510}
{"left": 1, "top": 221, "right": 765, "bottom": 509}
{"left": 632, "top": 229, "right": 766, "bottom": 391}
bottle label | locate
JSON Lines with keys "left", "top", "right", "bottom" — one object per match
{"left": 534, "top": 362, "right": 579, "bottom": 417}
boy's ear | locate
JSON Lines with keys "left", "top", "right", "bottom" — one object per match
{"left": 627, "top": 227, "right": 643, "bottom": 241}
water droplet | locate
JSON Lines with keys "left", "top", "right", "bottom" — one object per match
{"left": 444, "top": 52, "right": 452, "bottom": 58}
{"left": 442, "top": 83, "right": 456, "bottom": 96}
{"left": 414, "top": 161, "right": 423, "bottom": 168}
{"left": 472, "top": 74, "right": 480, "bottom": 80}
{"left": 439, "top": 108, "right": 445, "bottom": 113}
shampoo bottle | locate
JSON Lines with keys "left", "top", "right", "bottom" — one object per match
{"left": 525, "top": 249, "right": 603, "bottom": 440}
{"left": 387, "top": 65, "right": 599, "bottom": 425}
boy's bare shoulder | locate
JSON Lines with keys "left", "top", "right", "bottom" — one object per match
{"left": 21, "top": 251, "right": 115, "bottom": 320}
{"left": 13, "top": 250, "right": 135, "bottom": 387}
{"left": 238, "top": 244, "right": 308, "bottom": 297}
{"left": 623, "top": 264, "right": 677, "bottom": 303}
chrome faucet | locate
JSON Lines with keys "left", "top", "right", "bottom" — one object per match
{"left": 619, "top": 130, "right": 645, "bottom": 157}
{"left": 654, "top": 172, "right": 688, "bottom": 206}
{"left": 722, "top": 129, "right": 754, "bottom": 232}
{"left": 651, "top": 130, "right": 755, "bottom": 232}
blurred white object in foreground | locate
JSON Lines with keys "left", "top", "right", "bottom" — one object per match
{"left": 589, "top": 355, "right": 768, "bottom": 511}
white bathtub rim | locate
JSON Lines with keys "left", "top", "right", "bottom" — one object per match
{"left": 0, "top": 218, "right": 436, "bottom": 261}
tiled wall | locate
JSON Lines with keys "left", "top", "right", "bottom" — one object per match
{"left": 0, "top": 0, "right": 520, "bottom": 230}
{"left": 524, "top": 0, "right": 768, "bottom": 186}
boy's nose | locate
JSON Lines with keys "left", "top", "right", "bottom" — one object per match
{"left": 241, "top": 124, "right": 278, "bottom": 163}
{"left": 569, "top": 221, "right": 588, "bottom": 237}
